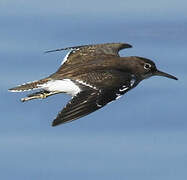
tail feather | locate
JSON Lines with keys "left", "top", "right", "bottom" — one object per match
{"left": 9, "top": 78, "right": 50, "bottom": 92}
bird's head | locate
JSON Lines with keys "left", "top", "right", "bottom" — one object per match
{"left": 132, "top": 57, "right": 178, "bottom": 81}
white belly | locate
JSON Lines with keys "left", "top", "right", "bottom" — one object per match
{"left": 38, "top": 79, "right": 81, "bottom": 96}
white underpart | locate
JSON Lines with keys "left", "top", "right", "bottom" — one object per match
{"left": 38, "top": 79, "right": 81, "bottom": 96}
{"left": 76, "top": 80, "right": 98, "bottom": 90}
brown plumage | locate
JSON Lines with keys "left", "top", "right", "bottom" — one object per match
{"left": 9, "top": 42, "right": 178, "bottom": 126}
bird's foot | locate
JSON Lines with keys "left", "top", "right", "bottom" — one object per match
{"left": 21, "top": 91, "right": 58, "bottom": 102}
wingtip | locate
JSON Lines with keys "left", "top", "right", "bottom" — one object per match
{"left": 44, "top": 47, "right": 68, "bottom": 54}
{"left": 119, "top": 43, "right": 133, "bottom": 49}
{"left": 52, "top": 118, "right": 74, "bottom": 127}
{"left": 8, "top": 88, "right": 20, "bottom": 92}
{"left": 51, "top": 119, "right": 61, "bottom": 127}
{"left": 51, "top": 123, "right": 56, "bottom": 127}
{"left": 8, "top": 88, "right": 13, "bottom": 92}
{"left": 125, "top": 43, "right": 133, "bottom": 48}
{"left": 51, "top": 122, "right": 56, "bottom": 127}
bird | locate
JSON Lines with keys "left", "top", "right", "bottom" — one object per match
{"left": 9, "top": 42, "right": 178, "bottom": 126}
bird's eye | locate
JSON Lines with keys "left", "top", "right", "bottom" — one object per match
{"left": 144, "top": 63, "right": 151, "bottom": 70}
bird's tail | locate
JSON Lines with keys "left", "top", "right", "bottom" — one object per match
{"left": 8, "top": 78, "right": 50, "bottom": 92}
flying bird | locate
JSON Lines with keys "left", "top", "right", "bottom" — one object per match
{"left": 9, "top": 43, "right": 178, "bottom": 126}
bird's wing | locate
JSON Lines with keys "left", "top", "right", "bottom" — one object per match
{"left": 52, "top": 70, "right": 137, "bottom": 126}
{"left": 45, "top": 43, "right": 132, "bottom": 66}
{"left": 52, "top": 90, "right": 101, "bottom": 126}
{"left": 72, "top": 69, "right": 138, "bottom": 90}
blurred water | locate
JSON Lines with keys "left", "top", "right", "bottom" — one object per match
{"left": 0, "top": 0, "right": 187, "bottom": 179}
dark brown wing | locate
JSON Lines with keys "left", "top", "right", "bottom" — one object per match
{"left": 52, "top": 70, "right": 138, "bottom": 126}
{"left": 72, "top": 69, "right": 138, "bottom": 90}
{"left": 45, "top": 43, "right": 132, "bottom": 66}
{"left": 52, "top": 85, "right": 130, "bottom": 127}
{"left": 52, "top": 90, "right": 101, "bottom": 126}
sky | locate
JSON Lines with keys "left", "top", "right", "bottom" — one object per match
{"left": 0, "top": 0, "right": 187, "bottom": 179}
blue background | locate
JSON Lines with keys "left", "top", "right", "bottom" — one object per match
{"left": 0, "top": 0, "right": 186, "bottom": 179}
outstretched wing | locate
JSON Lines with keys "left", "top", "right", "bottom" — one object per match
{"left": 45, "top": 43, "right": 132, "bottom": 66}
{"left": 52, "top": 70, "right": 138, "bottom": 126}
{"left": 52, "top": 86, "right": 130, "bottom": 127}
{"left": 52, "top": 90, "right": 101, "bottom": 126}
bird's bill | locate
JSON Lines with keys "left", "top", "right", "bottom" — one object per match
{"left": 154, "top": 70, "right": 178, "bottom": 80}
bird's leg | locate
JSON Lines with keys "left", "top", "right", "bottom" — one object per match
{"left": 21, "top": 91, "right": 60, "bottom": 102}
